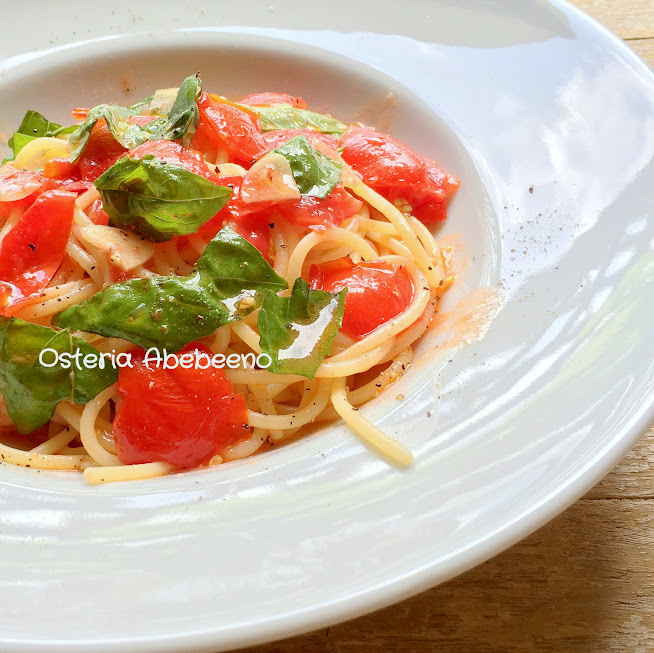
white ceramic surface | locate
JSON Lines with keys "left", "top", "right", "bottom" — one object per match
{"left": 0, "top": 1, "right": 653, "bottom": 651}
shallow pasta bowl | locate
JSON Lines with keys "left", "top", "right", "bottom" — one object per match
{"left": 0, "top": 1, "right": 653, "bottom": 652}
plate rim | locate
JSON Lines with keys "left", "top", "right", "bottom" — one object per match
{"left": 0, "top": 1, "right": 653, "bottom": 651}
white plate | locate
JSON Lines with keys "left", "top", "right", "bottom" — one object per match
{"left": 0, "top": 1, "right": 653, "bottom": 651}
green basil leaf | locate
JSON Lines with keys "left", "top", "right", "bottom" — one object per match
{"left": 69, "top": 75, "right": 202, "bottom": 161}
{"left": 0, "top": 317, "right": 118, "bottom": 434}
{"left": 273, "top": 136, "right": 342, "bottom": 200}
{"left": 94, "top": 155, "right": 232, "bottom": 242}
{"left": 6, "top": 110, "right": 76, "bottom": 159}
{"left": 12, "top": 110, "right": 62, "bottom": 139}
{"left": 7, "top": 133, "right": 35, "bottom": 159}
{"left": 258, "top": 278, "right": 346, "bottom": 379}
{"left": 193, "top": 226, "right": 287, "bottom": 307}
{"left": 250, "top": 104, "right": 347, "bottom": 135}
{"left": 55, "top": 274, "right": 227, "bottom": 353}
{"left": 52, "top": 227, "right": 287, "bottom": 352}
{"left": 161, "top": 75, "right": 202, "bottom": 146}
{"left": 127, "top": 95, "right": 154, "bottom": 112}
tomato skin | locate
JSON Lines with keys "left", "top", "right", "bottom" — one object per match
{"left": 226, "top": 212, "right": 272, "bottom": 260}
{"left": 77, "top": 115, "right": 159, "bottom": 182}
{"left": 193, "top": 93, "right": 266, "bottom": 163}
{"left": 113, "top": 344, "right": 250, "bottom": 468}
{"left": 197, "top": 175, "right": 274, "bottom": 256}
{"left": 130, "top": 139, "right": 221, "bottom": 182}
{"left": 43, "top": 158, "right": 81, "bottom": 183}
{"left": 72, "top": 107, "right": 89, "bottom": 121}
{"left": 239, "top": 92, "right": 308, "bottom": 109}
{"left": 196, "top": 176, "right": 241, "bottom": 241}
{"left": 85, "top": 198, "right": 110, "bottom": 226}
{"left": 261, "top": 129, "right": 338, "bottom": 151}
{"left": 58, "top": 180, "right": 94, "bottom": 195}
{"left": 309, "top": 258, "right": 414, "bottom": 340}
{"left": 0, "top": 168, "right": 61, "bottom": 220}
{"left": 109, "top": 263, "right": 132, "bottom": 283}
{"left": 339, "top": 127, "right": 459, "bottom": 223}
{"left": 0, "top": 189, "right": 76, "bottom": 315}
{"left": 278, "top": 186, "right": 363, "bottom": 229}
{"left": 77, "top": 120, "right": 127, "bottom": 181}
{"left": 188, "top": 117, "right": 222, "bottom": 162}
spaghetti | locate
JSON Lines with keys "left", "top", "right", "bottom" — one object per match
{"left": 0, "top": 77, "right": 459, "bottom": 483}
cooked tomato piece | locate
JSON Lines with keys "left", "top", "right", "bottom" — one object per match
{"left": 309, "top": 258, "right": 414, "bottom": 340}
{"left": 72, "top": 107, "right": 89, "bottom": 121}
{"left": 130, "top": 139, "right": 221, "bottom": 182}
{"left": 239, "top": 92, "right": 308, "bottom": 109}
{"left": 226, "top": 213, "right": 272, "bottom": 260}
{"left": 188, "top": 117, "right": 223, "bottom": 162}
{"left": 0, "top": 167, "right": 61, "bottom": 219}
{"left": 0, "top": 166, "right": 59, "bottom": 200}
{"left": 85, "top": 198, "right": 110, "bottom": 226}
{"left": 195, "top": 175, "right": 272, "bottom": 258}
{"left": 261, "top": 129, "right": 338, "bottom": 152}
{"left": 77, "top": 119, "right": 128, "bottom": 181}
{"left": 58, "top": 180, "right": 94, "bottom": 194}
{"left": 198, "top": 175, "right": 273, "bottom": 236}
{"left": 77, "top": 115, "right": 158, "bottom": 182}
{"left": 43, "top": 158, "right": 81, "bottom": 183}
{"left": 0, "top": 189, "right": 76, "bottom": 315}
{"left": 193, "top": 93, "right": 266, "bottom": 163}
{"left": 278, "top": 186, "right": 363, "bottom": 229}
{"left": 196, "top": 176, "right": 240, "bottom": 241}
{"left": 339, "top": 126, "right": 459, "bottom": 223}
{"left": 113, "top": 344, "right": 251, "bottom": 468}
{"left": 109, "top": 263, "right": 132, "bottom": 283}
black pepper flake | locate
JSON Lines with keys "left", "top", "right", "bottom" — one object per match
{"left": 28, "top": 243, "right": 36, "bottom": 251}
{"left": 268, "top": 222, "right": 275, "bottom": 229}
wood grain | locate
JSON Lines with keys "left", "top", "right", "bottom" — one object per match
{"left": 627, "top": 37, "right": 654, "bottom": 66}
{"left": 586, "top": 428, "right": 654, "bottom": 499}
{"left": 233, "top": 3, "right": 654, "bottom": 652}
{"left": 239, "top": 501, "right": 654, "bottom": 653}
{"left": 572, "top": 0, "right": 654, "bottom": 39}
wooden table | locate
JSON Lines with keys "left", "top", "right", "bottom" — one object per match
{"left": 237, "top": 2, "right": 654, "bottom": 651}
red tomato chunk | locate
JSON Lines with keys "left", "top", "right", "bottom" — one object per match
{"left": 339, "top": 126, "right": 459, "bottom": 223}
{"left": 113, "top": 344, "right": 250, "bottom": 469}
{"left": 309, "top": 258, "right": 414, "bottom": 340}
{"left": 193, "top": 93, "right": 267, "bottom": 164}
{"left": 0, "top": 189, "right": 76, "bottom": 315}
{"left": 278, "top": 187, "right": 363, "bottom": 230}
